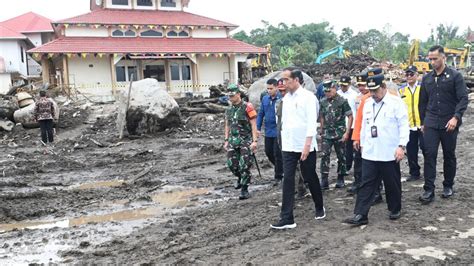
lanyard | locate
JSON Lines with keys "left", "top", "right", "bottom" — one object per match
{"left": 372, "top": 102, "right": 384, "bottom": 123}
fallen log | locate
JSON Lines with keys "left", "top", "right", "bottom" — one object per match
{"left": 186, "top": 98, "right": 219, "bottom": 106}
{"left": 203, "top": 103, "right": 226, "bottom": 113}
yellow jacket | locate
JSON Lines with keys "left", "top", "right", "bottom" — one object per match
{"left": 399, "top": 83, "right": 421, "bottom": 128}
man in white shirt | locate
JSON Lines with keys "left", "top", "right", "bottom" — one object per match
{"left": 343, "top": 73, "right": 409, "bottom": 226}
{"left": 337, "top": 75, "right": 358, "bottom": 173}
{"left": 271, "top": 68, "right": 326, "bottom": 230}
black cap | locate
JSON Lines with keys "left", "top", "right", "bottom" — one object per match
{"left": 367, "top": 74, "right": 384, "bottom": 90}
{"left": 339, "top": 76, "right": 351, "bottom": 86}
{"left": 367, "top": 68, "right": 383, "bottom": 77}
{"left": 356, "top": 73, "right": 368, "bottom": 85}
{"left": 323, "top": 80, "right": 337, "bottom": 91}
{"left": 405, "top": 65, "right": 418, "bottom": 73}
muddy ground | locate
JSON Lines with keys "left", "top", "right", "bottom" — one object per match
{"left": 0, "top": 98, "right": 473, "bottom": 264}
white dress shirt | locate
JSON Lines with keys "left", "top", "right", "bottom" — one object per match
{"left": 360, "top": 93, "right": 409, "bottom": 162}
{"left": 337, "top": 88, "right": 357, "bottom": 128}
{"left": 281, "top": 86, "right": 318, "bottom": 152}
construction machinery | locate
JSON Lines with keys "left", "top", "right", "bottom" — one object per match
{"left": 401, "top": 39, "right": 432, "bottom": 73}
{"left": 315, "top": 45, "right": 351, "bottom": 64}
{"left": 250, "top": 44, "right": 273, "bottom": 78}
{"left": 444, "top": 43, "right": 471, "bottom": 69}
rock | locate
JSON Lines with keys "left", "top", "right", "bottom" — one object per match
{"left": 0, "top": 119, "right": 14, "bottom": 131}
{"left": 120, "top": 79, "right": 182, "bottom": 135}
{"left": 248, "top": 71, "right": 316, "bottom": 108}
{"left": 16, "top": 92, "right": 35, "bottom": 108}
{"left": 0, "top": 95, "right": 19, "bottom": 121}
{"left": 13, "top": 100, "right": 59, "bottom": 128}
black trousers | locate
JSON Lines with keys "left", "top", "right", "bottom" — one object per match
{"left": 280, "top": 151, "right": 324, "bottom": 222}
{"left": 423, "top": 127, "right": 458, "bottom": 192}
{"left": 345, "top": 129, "right": 354, "bottom": 171}
{"left": 407, "top": 129, "right": 425, "bottom": 177}
{"left": 265, "top": 137, "right": 283, "bottom": 180}
{"left": 353, "top": 149, "right": 362, "bottom": 184}
{"left": 354, "top": 159, "right": 401, "bottom": 216}
{"left": 39, "top": 119, "right": 54, "bottom": 143}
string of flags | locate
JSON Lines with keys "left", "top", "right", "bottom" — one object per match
{"left": 31, "top": 52, "right": 260, "bottom": 59}
{"left": 54, "top": 23, "right": 224, "bottom": 31}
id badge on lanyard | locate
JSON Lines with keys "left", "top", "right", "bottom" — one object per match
{"left": 371, "top": 102, "right": 384, "bottom": 138}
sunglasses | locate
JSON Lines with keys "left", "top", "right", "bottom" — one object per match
{"left": 405, "top": 72, "right": 415, "bottom": 77}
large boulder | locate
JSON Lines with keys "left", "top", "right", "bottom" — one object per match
{"left": 248, "top": 71, "right": 316, "bottom": 108}
{"left": 121, "top": 78, "right": 181, "bottom": 135}
{"left": 13, "top": 99, "right": 59, "bottom": 128}
{"left": 0, "top": 95, "right": 19, "bottom": 121}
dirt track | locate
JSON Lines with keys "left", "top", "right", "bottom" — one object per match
{"left": 0, "top": 100, "right": 473, "bottom": 264}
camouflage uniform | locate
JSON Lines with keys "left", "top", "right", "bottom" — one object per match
{"left": 226, "top": 101, "right": 256, "bottom": 188}
{"left": 320, "top": 94, "right": 352, "bottom": 178}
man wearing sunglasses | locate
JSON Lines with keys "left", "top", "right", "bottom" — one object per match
{"left": 399, "top": 66, "right": 425, "bottom": 182}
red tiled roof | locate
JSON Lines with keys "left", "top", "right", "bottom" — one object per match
{"left": 0, "top": 24, "right": 26, "bottom": 39}
{"left": 29, "top": 37, "right": 266, "bottom": 54}
{"left": 1, "top": 12, "right": 53, "bottom": 33}
{"left": 56, "top": 9, "right": 237, "bottom": 28}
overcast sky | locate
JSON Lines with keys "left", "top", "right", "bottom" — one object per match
{"left": 1, "top": 0, "right": 472, "bottom": 41}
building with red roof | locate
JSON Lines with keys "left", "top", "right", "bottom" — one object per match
{"left": 0, "top": 12, "right": 54, "bottom": 93}
{"left": 29, "top": 0, "right": 267, "bottom": 96}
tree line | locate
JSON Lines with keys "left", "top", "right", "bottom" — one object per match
{"left": 233, "top": 21, "right": 472, "bottom": 68}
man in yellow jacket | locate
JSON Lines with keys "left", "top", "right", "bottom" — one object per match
{"left": 399, "top": 65, "right": 425, "bottom": 181}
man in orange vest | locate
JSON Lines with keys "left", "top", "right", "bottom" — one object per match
{"left": 399, "top": 65, "right": 425, "bottom": 181}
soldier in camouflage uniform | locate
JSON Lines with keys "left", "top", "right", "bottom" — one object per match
{"left": 319, "top": 80, "right": 353, "bottom": 189}
{"left": 224, "top": 84, "right": 258, "bottom": 200}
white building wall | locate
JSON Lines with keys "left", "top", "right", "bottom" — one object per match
{"left": 0, "top": 40, "right": 28, "bottom": 75}
{"left": 229, "top": 54, "right": 247, "bottom": 84}
{"left": 68, "top": 56, "right": 112, "bottom": 90}
{"left": 0, "top": 73, "right": 11, "bottom": 94}
{"left": 65, "top": 27, "right": 109, "bottom": 37}
{"left": 24, "top": 33, "right": 42, "bottom": 47}
{"left": 197, "top": 56, "right": 230, "bottom": 89}
{"left": 192, "top": 29, "right": 227, "bottom": 38}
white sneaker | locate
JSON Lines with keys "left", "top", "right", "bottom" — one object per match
{"left": 315, "top": 207, "right": 326, "bottom": 220}
{"left": 270, "top": 220, "right": 297, "bottom": 229}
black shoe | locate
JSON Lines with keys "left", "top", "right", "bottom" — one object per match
{"left": 315, "top": 207, "right": 326, "bottom": 220}
{"left": 406, "top": 175, "right": 421, "bottom": 182}
{"left": 239, "top": 189, "right": 250, "bottom": 200}
{"left": 320, "top": 176, "right": 329, "bottom": 190}
{"left": 296, "top": 191, "right": 309, "bottom": 200}
{"left": 270, "top": 220, "right": 296, "bottom": 229}
{"left": 234, "top": 180, "right": 242, "bottom": 190}
{"left": 335, "top": 175, "right": 345, "bottom": 188}
{"left": 441, "top": 187, "right": 454, "bottom": 198}
{"left": 343, "top": 214, "right": 368, "bottom": 226}
{"left": 371, "top": 193, "right": 383, "bottom": 206}
{"left": 389, "top": 211, "right": 401, "bottom": 220}
{"left": 419, "top": 190, "right": 435, "bottom": 204}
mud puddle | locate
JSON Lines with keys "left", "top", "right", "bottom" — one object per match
{"left": 0, "top": 186, "right": 212, "bottom": 233}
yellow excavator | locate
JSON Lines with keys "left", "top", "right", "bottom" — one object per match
{"left": 401, "top": 39, "right": 432, "bottom": 73}
{"left": 250, "top": 44, "right": 273, "bottom": 78}
{"left": 444, "top": 43, "right": 471, "bottom": 69}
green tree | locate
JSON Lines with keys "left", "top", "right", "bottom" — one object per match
{"left": 339, "top": 27, "right": 353, "bottom": 44}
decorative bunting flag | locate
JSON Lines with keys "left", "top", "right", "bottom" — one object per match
{"left": 67, "top": 53, "right": 73, "bottom": 58}
{"left": 64, "top": 24, "right": 69, "bottom": 28}
{"left": 48, "top": 53, "right": 54, "bottom": 58}
{"left": 81, "top": 53, "right": 87, "bottom": 58}
{"left": 98, "top": 53, "right": 104, "bottom": 58}
{"left": 94, "top": 24, "right": 100, "bottom": 29}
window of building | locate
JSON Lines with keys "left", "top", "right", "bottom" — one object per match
{"left": 178, "top": 31, "right": 189, "bottom": 37}
{"left": 161, "top": 0, "right": 176, "bottom": 7}
{"left": 116, "top": 66, "right": 126, "bottom": 82}
{"left": 167, "top": 31, "right": 178, "bottom": 37}
{"left": 140, "top": 30, "right": 163, "bottom": 37}
{"left": 116, "top": 66, "right": 138, "bottom": 82}
{"left": 144, "top": 65, "right": 165, "bottom": 82}
{"left": 170, "top": 64, "right": 180, "bottom": 80}
{"left": 112, "top": 0, "right": 128, "bottom": 5}
{"left": 182, "top": 65, "right": 191, "bottom": 80}
{"left": 137, "top": 0, "right": 153, "bottom": 6}
{"left": 124, "top": 30, "right": 136, "bottom": 37}
{"left": 112, "top": 30, "right": 124, "bottom": 37}
{"left": 128, "top": 66, "right": 138, "bottom": 81}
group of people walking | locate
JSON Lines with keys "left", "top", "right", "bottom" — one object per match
{"left": 223, "top": 45, "right": 469, "bottom": 229}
